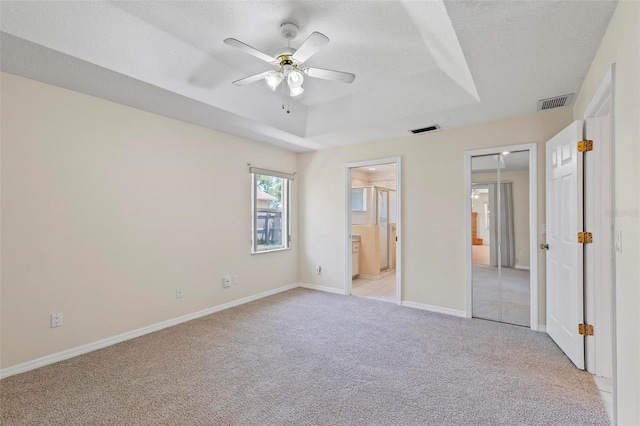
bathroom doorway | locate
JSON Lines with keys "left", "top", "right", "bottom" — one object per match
{"left": 345, "top": 158, "right": 401, "bottom": 304}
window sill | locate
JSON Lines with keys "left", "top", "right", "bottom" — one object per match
{"left": 251, "top": 247, "right": 291, "bottom": 255}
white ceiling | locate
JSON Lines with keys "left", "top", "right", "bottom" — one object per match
{"left": 0, "top": 1, "right": 617, "bottom": 152}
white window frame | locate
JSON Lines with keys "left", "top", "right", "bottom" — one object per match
{"left": 250, "top": 167, "right": 293, "bottom": 254}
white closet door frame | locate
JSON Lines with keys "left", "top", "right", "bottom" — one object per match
{"left": 464, "top": 143, "right": 538, "bottom": 330}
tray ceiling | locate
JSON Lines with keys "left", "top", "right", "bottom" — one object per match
{"left": 0, "top": 1, "right": 617, "bottom": 152}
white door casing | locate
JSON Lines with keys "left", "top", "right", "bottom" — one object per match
{"left": 345, "top": 157, "right": 402, "bottom": 304}
{"left": 546, "top": 120, "right": 585, "bottom": 369}
{"left": 585, "top": 115, "right": 613, "bottom": 378}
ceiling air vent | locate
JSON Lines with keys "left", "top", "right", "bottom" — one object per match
{"left": 410, "top": 125, "right": 440, "bottom": 134}
{"left": 537, "top": 94, "right": 574, "bottom": 111}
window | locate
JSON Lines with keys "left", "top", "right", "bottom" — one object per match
{"left": 250, "top": 167, "right": 293, "bottom": 253}
{"left": 351, "top": 187, "right": 367, "bottom": 211}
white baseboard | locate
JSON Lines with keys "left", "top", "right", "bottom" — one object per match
{"left": 0, "top": 283, "right": 298, "bottom": 380}
{"left": 297, "top": 283, "right": 346, "bottom": 295}
{"left": 401, "top": 301, "right": 467, "bottom": 318}
{"left": 536, "top": 324, "right": 547, "bottom": 333}
{"left": 515, "top": 264, "right": 531, "bottom": 270}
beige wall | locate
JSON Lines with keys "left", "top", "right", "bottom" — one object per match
{"left": 573, "top": 1, "right": 640, "bottom": 423}
{"left": 351, "top": 169, "right": 396, "bottom": 190}
{"left": 0, "top": 73, "right": 298, "bottom": 369}
{"left": 298, "top": 108, "right": 573, "bottom": 319}
{"left": 351, "top": 169, "right": 369, "bottom": 187}
{"left": 472, "top": 170, "right": 530, "bottom": 268}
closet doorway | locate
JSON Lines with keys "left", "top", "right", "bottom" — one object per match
{"left": 345, "top": 157, "right": 401, "bottom": 305}
{"left": 465, "top": 145, "right": 538, "bottom": 328}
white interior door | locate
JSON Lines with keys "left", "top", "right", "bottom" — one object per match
{"left": 546, "top": 120, "right": 585, "bottom": 369}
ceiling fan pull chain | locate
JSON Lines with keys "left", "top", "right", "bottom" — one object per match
{"left": 286, "top": 82, "right": 291, "bottom": 114}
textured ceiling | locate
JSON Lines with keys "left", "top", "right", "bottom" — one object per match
{"left": 0, "top": 1, "right": 617, "bottom": 152}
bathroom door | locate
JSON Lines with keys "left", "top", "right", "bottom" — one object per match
{"left": 378, "top": 189, "right": 389, "bottom": 270}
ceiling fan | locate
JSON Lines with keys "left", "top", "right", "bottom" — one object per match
{"left": 224, "top": 22, "right": 355, "bottom": 108}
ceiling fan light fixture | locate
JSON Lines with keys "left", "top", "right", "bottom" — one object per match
{"left": 289, "top": 86, "right": 304, "bottom": 97}
{"left": 265, "top": 71, "right": 284, "bottom": 91}
{"left": 287, "top": 69, "right": 304, "bottom": 89}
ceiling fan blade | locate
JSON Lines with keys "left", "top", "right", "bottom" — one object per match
{"left": 303, "top": 67, "right": 356, "bottom": 84}
{"left": 232, "top": 70, "right": 275, "bottom": 86}
{"left": 224, "top": 38, "right": 276, "bottom": 64}
{"left": 291, "top": 32, "right": 329, "bottom": 64}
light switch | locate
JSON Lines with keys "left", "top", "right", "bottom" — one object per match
{"left": 615, "top": 231, "right": 622, "bottom": 253}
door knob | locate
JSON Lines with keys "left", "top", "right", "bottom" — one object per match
{"left": 540, "top": 243, "right": 549, "bottom": 250}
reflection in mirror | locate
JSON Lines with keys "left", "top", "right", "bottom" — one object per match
{"left": 471, "top": 151, "right": 530, "bottom": 327}
{"left": 472, "top": 155, "right": 501, "bottom": 322}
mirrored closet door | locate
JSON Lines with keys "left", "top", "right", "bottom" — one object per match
{"left": 471, "top": 151, "right": 530, "bottom": 327}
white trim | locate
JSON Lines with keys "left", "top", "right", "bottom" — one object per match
{"left": 250, "top": 172, "right": 291, "bottom": 254}
{"left": 537, "top": 325, "right": 547, "bottom": 333}
{"left": 395, "top": 160, "right": 402, "bottom": 306}
{"left": 583, "top": 67, "right": 612, "bottom": 119}
{"left": 401, "top": 301, "right": 467, "bottom": 318}
{"left": 248, "top": 167, "right": 295, "bottom": 181}
{"left": 528, "top": 143, "right": 539, "bottom": 332}
{"left": 514, "top": 264, "right": 531, "bottom": 271}
{"left": 345, "top": 157, "right": 402, "bottom": 306}
{"left": 464, "top": 151, "right": 473, "bottom": 318}
{"left": 582, "top": 64, "right": 617, "bottom": 425}
{"left": 345, "top": 164, "right": 352, "bottom": 296}
{"left": 250, "top": 247, "right": 291, "bottom": 255}
{"left": 298, "top": 283, "right": 347, "bottom": 295}
{"left": 0, "top": 283, "right": 298, "bottom": 380}
{"left": 609, "top": 63, "right": 618, "bottom": 426}
{"left": 464, "top": 143, "right": 539, "bottom": 330}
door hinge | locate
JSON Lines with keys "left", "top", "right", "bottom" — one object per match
{"left": 577, "top": 139, "right": 593, "bottom": 152}
{"left": 578, "top": 232, "right": 593, "bottom": 244}
{"left": 578, "top": 323, "right": 594, "bottom": 336}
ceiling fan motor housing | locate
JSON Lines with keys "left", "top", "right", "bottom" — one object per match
{"left": 280, "top": 22, "right": 299, "bottom": 40}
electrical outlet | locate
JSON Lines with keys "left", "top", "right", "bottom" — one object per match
{"left": 233, "top": 275, "right": 239, "bottom": 285}
{"left": 315, "top": 266, "right": 321, "bottom": 274}
{"left": 176, "top": 287, "right": 183, "bottom": 298}
{"left": 51, "top": 313, "right": 63, "bottom": 328}
{"left": 615, "top": 230, "right": 623, "bottom": 253}
{"left": 223, "top": 276, "right": 231, "bottom": 288}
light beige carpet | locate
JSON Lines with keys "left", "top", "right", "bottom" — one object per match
{"left": 1, "top": 288, "right": 608, "bottom": 425}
